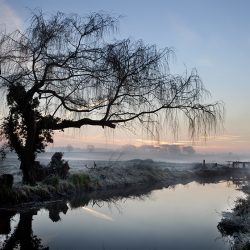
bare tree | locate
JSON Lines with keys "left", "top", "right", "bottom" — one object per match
{"left": 0, "top": 12, "right": 223, "bottom": 184}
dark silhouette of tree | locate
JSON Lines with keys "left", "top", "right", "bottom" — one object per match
{"left": 0, "top": 11, "right": 223, "bottom": 184}
{"left": 1, "top": 212, "right": 48, "bottom": 250}
{"left": 0, "top": 210, "right": 16, "bottom": 235}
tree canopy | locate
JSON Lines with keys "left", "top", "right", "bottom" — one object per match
{"left": 0, "top": 11, "right": 223, "bottom": 184}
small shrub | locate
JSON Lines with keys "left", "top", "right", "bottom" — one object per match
{"left": 0, "top": 174, "right": 14, "bottom": 189}
{"left": 217, "top": 219, "right": 246, "bottom": 236}
{"left": 69, "top": 173, "right": 90, "bottom": 188}
{"left": 234, "top": 198, "right": 250, "bottom": 216}
{"left": 57, "top": 180, "right": 74, "bottom": 193}
{"left": 0, "top": 187, "right": 21, "bottom": 204}
{"left": 30, "top": 185, "right": 51, "bottom": 199}
{"left": 42, "top": 175, "right": 60, "bottom": 186}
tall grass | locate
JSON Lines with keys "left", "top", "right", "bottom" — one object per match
{"left": 68, "top": 173, "right": 90, "bottom": 188}
{"left": 1, "top": 172, "right": 92, "bottom": 205}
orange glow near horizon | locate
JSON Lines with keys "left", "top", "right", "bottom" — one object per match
{"left": 50, "top": 128, "right": 250, "bottom": 154}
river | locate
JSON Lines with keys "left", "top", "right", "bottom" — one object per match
{"left": 0, "top": 181, "right": 244, "bottom": 250}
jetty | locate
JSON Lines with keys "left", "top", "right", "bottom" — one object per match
{"left": 226, "top": 161, "right": 250, "bottom": 168}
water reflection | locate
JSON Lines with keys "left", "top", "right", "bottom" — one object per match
{"left": 0, "top": 211, "right": 47, "bottom": 250}
{"left": 0, "top": 183, "right": 159, "bottom": 250}
{"left": 0, "top": 180, "right": 245, "bottom": 250}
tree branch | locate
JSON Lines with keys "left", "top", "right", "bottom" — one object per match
{"left": 39, "top": 117, "right": 116, "bottom": 130}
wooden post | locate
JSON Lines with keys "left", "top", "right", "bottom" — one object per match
{"left": 203, "top": 160, "right": 206, "bottom": 168}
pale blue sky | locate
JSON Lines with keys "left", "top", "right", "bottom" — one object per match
{"left": 1, "top": 0, "right": 250, "bottom": 152}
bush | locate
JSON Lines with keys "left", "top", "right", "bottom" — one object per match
{"left": 69, "top": 173, "right": 90, "bottom": 188}
{"left": 234, "top": 197, "right": 250, "bottom": 216}
{"left": 42, "top": 175, "right": 60, "bottom": 186}
{"left": 0, "top": 187, "right": 15, "bottom": 203}
{"left": 0, "top": 174, "right": 13, "bottom": 189}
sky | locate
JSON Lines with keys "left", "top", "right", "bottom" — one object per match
{"left": 0, "top": 0, "right": 250, "bottom": 153}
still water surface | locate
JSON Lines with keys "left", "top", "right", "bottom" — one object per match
{"left": 0, "top": 181, "right": 243, "bottom": 250}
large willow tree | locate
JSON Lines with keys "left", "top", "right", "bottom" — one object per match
{"left": 0, "top": 12, "right": 223, "bottom": 184}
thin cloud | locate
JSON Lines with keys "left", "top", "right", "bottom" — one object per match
{"left": 234, "top": 140, "right": 250, "bottom": 143}
{"left": 197, "top": 134, "right": 242, "bottom": 141}
{"left": 135, "top": 138, "right": 170, "bottom": 145}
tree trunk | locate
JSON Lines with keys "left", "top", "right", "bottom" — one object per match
{"left": 20, "top": 114, "right": 38, "bottom": 185}
{"left": 20, "top": 151, "right": 36, "bottom": 185}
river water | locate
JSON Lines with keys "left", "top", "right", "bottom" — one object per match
{"left": 0, "top": 180, "right": 244, "bottom": 250}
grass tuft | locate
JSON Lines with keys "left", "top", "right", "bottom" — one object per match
{"left": 42, "top": 175, "right": 60, "bottom": 187}
{"left": 68, "top": 173, "right": 90, "bottom": 188}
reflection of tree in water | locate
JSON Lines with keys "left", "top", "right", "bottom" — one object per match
{"left": 0, "top": 211, "right": 15, "bottom": 236}
{"left": 0, "top": 211, "right": 48, "bottom": 250}
{"left": 0, "top": 183, "right": 157, "bottom": 250}
{"left": 49, "top": 203, "right": 68, "bottom": 222}
{"left": 1, "top": 201, "right": 72, "bottom": 249}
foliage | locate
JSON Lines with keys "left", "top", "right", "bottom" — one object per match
{"left": 234, "top": 197, "right": 250, "bottom": 216}
{"left": 42, "top": 175, "right": 60, "bottom": 186}
{"left": 69, "top": 173, "right": 90, "bottom": 188}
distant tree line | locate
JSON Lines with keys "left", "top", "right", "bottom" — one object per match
{"left": 121, "top": 144, "right": 195, "bottom": 155}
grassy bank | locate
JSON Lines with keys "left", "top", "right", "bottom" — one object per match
{"left": 0, "top": 160, "right": 249, "bottom": 207}
{"left": 0, "top": 172, "right": 93, "bottom": 205}
{"left": 218, "top": 182, "right": 250, "bottom": 249}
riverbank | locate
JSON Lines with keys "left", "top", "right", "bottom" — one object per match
{"left": 218, "top": 181, "right": 250, "bottom": 249}
{"left": 0, "top": 159, "right": 249, "bottom": 208}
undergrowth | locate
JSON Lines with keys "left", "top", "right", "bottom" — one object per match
{"left": 68, "top": 173, "right": 90, "bottom": 188}
{"left": 0, "top": 172, "right": 92, "bottom": 205}
{"left": 234, "top": 197, "right": 250, "bottom": 216}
